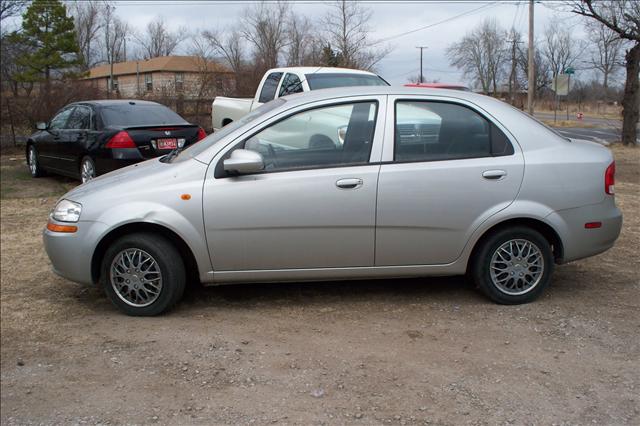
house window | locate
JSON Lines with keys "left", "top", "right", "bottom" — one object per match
{"left": 175, "top": 72, "right": 184, "bottom": 91}
{"left": 145, "top": 73, "right": 153, "bottom": 92}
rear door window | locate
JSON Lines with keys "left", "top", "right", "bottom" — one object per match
{"left": 66, "top": 106, "right": 92, "bottom": 130}
{"left": 394, "top": 101, "right": 513, "bottom": 162}
{"left": 279, "top": 73, "right": 303, "bottom": 96}
{"left": 258, "top": 72, "right": 284, "bottom": 103}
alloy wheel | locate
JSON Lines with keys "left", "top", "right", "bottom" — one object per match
{"left": 110, "top": 248, "right": 163, "bottom": 307}
{"left": 489, "top": 239, "right": 544, "bottom": 296}
{"left": 29, "top": 147, "right": 37, "bottom": 175}
{"left": 81, "top": 159, "right": 95, "bottom": 183}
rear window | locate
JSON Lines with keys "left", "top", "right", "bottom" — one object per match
{"left": 306, "top": 73, "right": 389, "bottom": 90}
{"left": 100, "top": 103, "right": 187, "bottom": 127}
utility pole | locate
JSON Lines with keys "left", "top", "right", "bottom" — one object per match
{"left": 416, "top": 46, "right": 428, "bottom": 83}
{"left": 527, "top": 0, "right": 535, "bottom": 114}
{"left": 508, "top": 31, "right": 523, "bottom": 106}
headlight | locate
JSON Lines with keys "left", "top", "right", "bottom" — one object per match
{"left": 51, "top": 199, "right": 82, "bottom": 223}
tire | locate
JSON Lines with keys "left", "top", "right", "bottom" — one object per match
{"left": 80, "top": 156, "right": 96, "bottom": 183}
{"left": 471, "top": 226, "right": 554, "bottom": 304}
{"left": 27, "top": 144, "right": 45, "bottom": 177}
{"left": 101, "top": 233, "right": 186, "bottom": 316}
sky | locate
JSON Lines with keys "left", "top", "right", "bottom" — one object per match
{"left": 8, "top": 0, "right": 613, "bottom": 86}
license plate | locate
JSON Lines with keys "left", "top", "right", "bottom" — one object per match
{"left": 156, "top": 138, "right": 177, "bottom": 150}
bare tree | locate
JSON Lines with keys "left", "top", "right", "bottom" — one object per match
{"left": 542, "top": 18, "right": 585, "bottom": 77}
{"left": 202, "top": 28, "right": 245, "bottom": 75}
{"left": 136, "top": 16, "right": 186, "bottom": 59}
{"left": 286, "top": 13, "right": 314, "bottom": 66}
{"left": 321, "top": 0, "right": 389, "bottom": 70}
{"left": 517, "top": 39, "right": 552, "bottom": 96}
{"left": 586, "top": 19, "right": 625, "bottom": 90}
{"left": 447, "top": 18, "right": 507, "bottom": 94}
{"left": 103, "top": 5, "right": 128, "bottom": 64}
{"left": 69, "top": 0, "right": 108, "bottom": 69}
{"left": 0, "top": 0, "right": 26, "bottom": 24}
{"left": 241, "top": 1, "right": 289, "bottom": 71}
{"left": 569, "top": 0, "right": 639, "bottom": 146}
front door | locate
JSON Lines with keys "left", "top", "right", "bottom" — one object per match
{"left": 375, "top": 98, "right": 525, "bottom": 266}
{"left": 38, "top": 107, "right": 74, "bottom": 170}
{"left": 203, "top": 98, "right": 385, "bottom": 272}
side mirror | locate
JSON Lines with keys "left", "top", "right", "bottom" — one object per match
{"left": 223, "top": 149, "right": 264, "bottom": 174}
{"left": 36, "top": 122, "right": 47, "bottom": 131}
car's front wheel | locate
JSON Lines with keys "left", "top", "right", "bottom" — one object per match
{"left": 27, "top": 145, "right": 45, "bottom": 177}
{"left": 101, "top": 233, "right": 186, "bottom": 316}
{"left": 471, "top": 227, "right": 554, "bottom": 304}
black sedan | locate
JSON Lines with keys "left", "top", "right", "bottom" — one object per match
{"left": 26, "top": 100, "right": 206, "bottom": 182}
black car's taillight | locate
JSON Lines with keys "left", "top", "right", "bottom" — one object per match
{"left": 197, "top": 127, "right": 207, "bottom": 141}
{"left": 106, "top": 131, "right": 136, "bottom": 148}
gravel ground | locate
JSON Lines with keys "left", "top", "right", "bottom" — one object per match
{"left": 1, "top": 145, "right": 638, "bottom": 425}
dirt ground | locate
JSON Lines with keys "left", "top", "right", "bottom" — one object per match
{"left": 1, "top": 145, "right": 639, "bottom": 425}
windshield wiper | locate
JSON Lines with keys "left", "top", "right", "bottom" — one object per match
{"left": 163, "top": 147, "right": 182, "bottom": 163}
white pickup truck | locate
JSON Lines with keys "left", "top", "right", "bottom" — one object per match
{"left": 211, "top": 66, "right": 389, "bottom": 131}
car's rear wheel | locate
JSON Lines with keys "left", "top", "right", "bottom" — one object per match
{"left": 101, "top": 233, "right": 186, "bottom": 316}
{"left": 80, "top": 156, "right": 96, "bottom": 183}
{"left": 27, "top": 145, "right": 45, "bottom": 177}
{"left": 471, "top": 227, "right": 553, "bottom": 304}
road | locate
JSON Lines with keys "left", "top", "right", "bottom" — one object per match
{"left": 534, "top": 112, "right": 622, "bottom": 127}
{"left": 534, "top": 112, "right": 640, "bottom": 145}
{"left": 552, "top": 127, "right": 622, "bottom": 145}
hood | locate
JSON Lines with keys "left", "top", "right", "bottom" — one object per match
{"left": 65, "top": 158, "right": 164, "bottom": 201}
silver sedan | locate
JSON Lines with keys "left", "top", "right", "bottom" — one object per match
{"left": 43, "top": 87, "right": 622, "bottom": 315}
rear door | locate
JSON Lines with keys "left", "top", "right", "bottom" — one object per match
{"left": 60, "top": 105, "right": 94, "bottom": 174}
{"left": 375, "top": 97, "right": 524, "bottom": 266}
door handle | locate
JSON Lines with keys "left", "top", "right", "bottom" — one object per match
{"left": 482, "top": 170, "right": 507, "bottom": 180}
{"left": 336, "top": 178, "right": 363, "bottom": 189}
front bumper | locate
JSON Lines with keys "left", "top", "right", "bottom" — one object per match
{"left": 43, "top": 220, "right": 108, "bottom": 285}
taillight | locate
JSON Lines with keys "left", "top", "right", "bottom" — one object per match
{"left": 197, "top": 127, "right": 207, "bottom": 141}
{"left": 106, "top": 131, "right": 136, "bottom": 148}
{"left": 604, "top": 161, "right": 615, "bottom": 195}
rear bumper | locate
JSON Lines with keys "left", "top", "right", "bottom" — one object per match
{"left": 546, "top": 197, "right": 622, "bottom": 263}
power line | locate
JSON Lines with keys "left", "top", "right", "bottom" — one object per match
{"left": 374, "top": 2, "right": 500, "bottom": 43}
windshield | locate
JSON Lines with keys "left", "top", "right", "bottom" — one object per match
{"left": 174, "top": 98, "right": 287, "bottom": 161}
{"left": 100, "top": 103, "right": 187, "bottom": 127}
{"left": 306, "top": 73, "right": 389, "bottom": 90}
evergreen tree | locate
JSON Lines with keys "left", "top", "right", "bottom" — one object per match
{"left": 13, "top": 0, "right": 81, "bottom": 98}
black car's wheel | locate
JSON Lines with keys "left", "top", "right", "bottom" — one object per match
{"left": 471, "top": 226, "right": 554, "bottom": 304}
{"left": 101, "top": 233, "right": 186, "bottom": 316}
{"left": 27, "top": 144, "right": 45, "bottom": 177}
{"left": 80, "top": 156, "right": 96, "bottom": 183}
